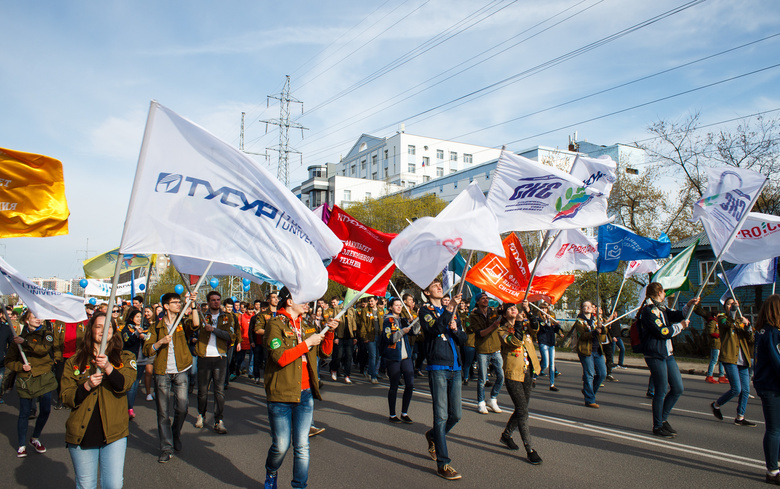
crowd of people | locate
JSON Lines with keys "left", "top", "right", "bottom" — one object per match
{"left": 1, "top": 283, "right": 779, "bottom": 487}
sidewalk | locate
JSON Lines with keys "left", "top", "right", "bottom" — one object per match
{"left": 556, "top": 350, "right": 708, "bottom": 375}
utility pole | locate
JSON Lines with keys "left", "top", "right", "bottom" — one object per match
{"left": 261, "top": 75, "right": 308, "bottom": 188}
{"left": 76, "top": 238, "right": 93, "bottom": 262}
{"left": 240, "top": 112, "right": 268, "bottom": 158}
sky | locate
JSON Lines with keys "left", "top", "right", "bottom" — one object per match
{"left": 1, "top": 0, "right": 779, "bottom": 280}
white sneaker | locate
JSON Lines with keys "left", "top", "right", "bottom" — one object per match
{"left": 195, "top": 414, "right": 203, "bottom": 429}
{"left": 331, "top": 372, "right": 338, "bottom": 381}
{"left": 344, "top": 377, "right": 352, "bottom": 384}
{"left": 478, "top": 401, "right": 489, "bottom": 414}
{"left": 488, "top": 398, "right": 502, "bottom": 413}
{"left": 146, "top": 394, "right": 154, "bottom": 401}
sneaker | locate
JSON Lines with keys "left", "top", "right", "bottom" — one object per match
{"left": 146, "top": 394, "right": 154, "bottom": 401}
{"left": 606, "top": 375, "right": 618, "bottom": 382}
{"left": 488, "top": 398, "right": 502, "bottom": 413}
{"left": 158, "top": 451, "right": 173, "bottom": 463}
{"left": 344, "top": 377, "right": 352, "bottom": 384}
{"left": 215, "top": 420, "right": 228, "bottom": 434}
{"left": 437, "top": 464, "right": 461, "bottom": 480}
{"left": 766, "top": 471, "right": 780, "bottom": 485}
{"left": 371, "top": 378, "right": 379, "bottom": 384}
{"left": 554, "top": 371, "right": 561, "bottom": 378}
{"left": 585, "top": 402, "right": 600, "bottom": 409}
{"left": 646, "top": 391, "right": 654, "bottom": 398}
{"left": 734, "top": 417, "right": 757, "bottom": 427}
{"left": 718, "top": 376, "right": 730, "bottom": 384}
{"left": 29, "top": 410, "right": 37, "bottom": 420}
{"left": 401, "top": 414, "right": 413, "bottom": 424}
{"left": 309, "top": 426, "right": 325, "bottom": 437}
{"left": 652, "top": 426, "right": 675, "bottom": 438}
{"left": 389, "top": 415, "right": 402, "bottom": 424}
{"left": 500, "top": 433, "right": 519, "bottom": 450}
{"left": 662, "top": 421, "right": 677, "bottom": 434}
{"left": 415, "top": 370, "right": 425, "bottom": 378}
{"left": 477, "top": 401, "right": 489, "bottom": 414}
{"left": 53, "top": 399, "right": 63, "bottom": 410}
{"left": 550, "top": 385, "right": 559, "bottom": 392}
{"left": 16, "top": 446, "right": 27, "bottom": 458}
{"left": 711, "top": 402, "right": 723, "bottom": 420}
{"left": 705, "top": 376, "right": 719, "bottom": 384}
{"left": 331, "top": 372, "right": 337, "bottom": 381}
{"left": 264, "top": 471, "right": 278, "bottom": 489}
{"left": 30, "top": 438, "right": 46, "bottom": 454}
{"left": 128, "top": 409, "right": 135, "bottom": 419}
{"left": 229, "top": 374, "right": 238, "bottom": 382}
{"left": 195, "top": 414, "right": 204, "bottom": 428}
{"left": 538, "top": 371, "right": 546, "bottom": 377}
{"left": 425, "top": 431, "right": 437, "bottom": 461}
{"left": 484, "top": 380, "right": 493, "bottom": 388}
{"left": 527, "top": 449, "right": 543, "bottom": 465}
{"left": 462, "top": 379, "right": 469, "bottom": 386}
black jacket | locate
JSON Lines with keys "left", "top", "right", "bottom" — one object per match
{"left": 419, "top": 303, "right": 467, "bottom": 369}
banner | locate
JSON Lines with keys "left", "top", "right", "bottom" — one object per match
{"left": 533, "top": 228, "right": 598, "bottom": 276}
{"left": 597, "top": 224, "right": 671, "bottom": 273}
{"left": 389, "top": 181, "right": 504, "bottom": 289}
{"left": 326, "top": 206, "right": 396, "bottom": 296}
{"left": 0, "top": 147, "right": 70, "bottom": 238}
{"left": 169, "top": 255, "right": 284, "bottom": 288}
{"left": 83, "top": 247, "right": 154, "bottom": 279}
{"left": 624, "top": 259, "right": 662, "bottom": 279}
{"left": 0, "top": 257, "right": 86, "bottom": 322}
{"left": 704, "top": 212, "right": 780, "bottom": 264}
{"left": 85, "top": 276, "right": 147, "bottom": 297}
{"left": 465, "top": 233, "right": 575, "bottom": 305}
{"left": 118, "top": 102, "right": 342, "bottom": 303}
{"left": 486, "top": 150, "right": 613, "bottom": 232}
{"left": 568, "top": 155, "right": 617, "bottom": 195}
{"left": 717, "top": 258, "right": 777, "bottom": 303}
{"left": 651, "top": 239, "right": 698, "bottom": 293}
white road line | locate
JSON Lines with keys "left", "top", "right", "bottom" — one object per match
{"left": 639, "top": 402, "right": 765, "bottom": 425}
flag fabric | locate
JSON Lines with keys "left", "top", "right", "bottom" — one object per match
{"left": 0, "top": 257, "right": 86, "bottom": 322}
{"left": 717, "top": 258, "right": 777, "bottom": 303}
{"left": 465, "top": 233, "right": 575, "bottom": 305}
{"left": 693, "top": 167, "right": 768, "bottom": 263}
{"left": 169, "top": 255, "right": 284, "bottom": 289}
{"left": 597, "top": 224, "right": 671, "bottom": 273}
{"left": 651, "top": 239, "right": 699, "bottom": 294}
{"left": 704, "top": 212, "right": 780, "bottom": 264}
{"left": 568, "top": 155, "right": 617, "bottom": 195}
{"left": 344, "top": 287, "right": 372, "bottom": 305}
{"left": 389, "top": 181, "right": 504, "bottom": 289}
{"left": 83, "top": 247, "right": 154, "bottom": 279}
{"left": 486, "top": 150, "right": 614, "bottom": 232}
{"left": 312, "top": 203, "right": 331, "bottom": 224}
{"left": 624, "top": 259, "right": 662, "bottom": 279}
{"left": 533, "top": 228, "right": 598, "bottom": 276}
{"left": 0, "top": 147, "right": 70, "bottom": 238}
{"left": 118, "top": 102, "right": 342, "bottom": 303}
{"left": 85, "top": 276, "right": 147, "bottom": 297}
{"left": 449, "top": 252, "right": 483, "bottom": 306}
{"left": 326, "top": 206, "right": 396, "bottom": 296}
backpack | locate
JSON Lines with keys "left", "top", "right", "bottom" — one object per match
{"left": 629, "top": 308, "right": 645, "bottom": 354}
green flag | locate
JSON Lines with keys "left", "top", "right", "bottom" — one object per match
{"left": 651, "top": 239, "right": 699, "bottom": 294}
{"left": 344, "top": 287, "right": 372, "bottom": 306}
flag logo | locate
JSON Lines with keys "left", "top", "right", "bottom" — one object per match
{"left": 553, "top": 186, "right": 593, "bottom": 222}
{"left": 155, "top": 173, "right": 183, "bottom": 193}
{"left": 605, "top": 242, "right": 622, "bottom": 260}
{"left": 484, "top": 257, "right": 508, "bottom": 285}
{"left": 442, "top": 238, "right": 463, "bottom": 255}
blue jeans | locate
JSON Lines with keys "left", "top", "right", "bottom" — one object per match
{"left": 645, "top": 355, "right": 684, "bottom": 429}
{"left": 579, "top": 352, "right": 606, "bottom": 404}
{"left": 757, "top": 389, "right": 780, "bottom": 471}
{"left": 477, "top": 351, "right": 504, "bottom": 403}
{"left": 154, "top": 372, "right": 189, "bottom": 452}
{"left": 127, "top": 366, "right": 144, "bottom": 409}
{"left": 612, "top": 338, "right": 625, "bottom": 366}
{"left": 18, "top": 391, "right": 52, "bottom": 448}
{"left": 427, "top": 369, "right": 462, "bottom": 468}
{"left": 539, "top": 344, "right": 556, "bottom": 386}
{"left": 460, "top": 346, "right": 476, "bottom": 381}
{"left": 68, "top": 437, "right": 127, "bottom": 489}
{"left": 365, "top": 341, "right": 378, "bottom": 380}
{"left": 266, "top": 388, "right": 314, "bottom": 488}
{"left": 717, "top": 363, "right": 751, "bottom": 417}
{"left": 706, "top": 348, "right": 724, "bottom": 377}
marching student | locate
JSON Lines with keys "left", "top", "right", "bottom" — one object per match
{"left": 262, "top": 287, "right": 336, "bottom": 489}
{"left": 535, "top": 301, "right": 563, "bottom": 391}
{"left": 574, "top": 300, "right": 606, "bottom": 408}
{"left": 120, "top": 308, "right": 147, "bottom": 419}
{"left": 379, "top": 297, "right": 418, "bottom": 424}
{"left": 752, "top": 294, "right": 780, "bottom": 484}
{"left": 468, "top": 293, "right": 504, "bottom": 414}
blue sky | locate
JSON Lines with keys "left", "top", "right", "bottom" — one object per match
{"left": 2, "top": 0, "right": 778, "bottom": 280}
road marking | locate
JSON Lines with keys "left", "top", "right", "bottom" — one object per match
{"left": 639, "top": 402, "right": 765, "bottom": 425}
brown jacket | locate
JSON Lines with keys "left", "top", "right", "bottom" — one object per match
{"left": 5, "top": 324, "right": 56, "bottom": 376}
{"left": 468, "top": 307, "right": 501, "bottom": 354}
{"left": 499, "top": 321, "right": 541, "bottom": 382}
{"left": 574, "top": 316, "right": 604, "bottom": 357}
{"left": 718, "top": 313, "right": 754, "bottom": 366}
{"left": 194, "top": 311, "right": 236, "bottom": 357}
{"left": 52, "top": 320, "right": 87, "bottom": 362}
{"left": 143, "top": 318, "right": 195, "bottom": 375}
{"left": 358, "top": 308, "right": 385, "bottom": 342}
{"left": 61, "top": 350, "right": 136, "bottom": 445}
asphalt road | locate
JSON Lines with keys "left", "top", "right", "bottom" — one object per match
{"left": 0, "top": 359, "right": 771, "bottom": 488}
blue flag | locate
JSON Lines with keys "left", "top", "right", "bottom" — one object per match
{"left": 597, "top": 224, "right": 671, "bottom": 273}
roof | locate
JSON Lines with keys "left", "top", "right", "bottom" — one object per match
{"left": 671, "top": 231, "right": 710, "bottom": 250}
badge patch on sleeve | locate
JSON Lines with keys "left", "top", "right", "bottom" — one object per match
{"left": 45, "top": 335, "right": 53, "bottom": 342}
{"left": 655, "top": 319, "right": 663, "bottom": 327}
{"left": 130, "top": 360, "right": 137, "bottom": 370}
{"left": 270, "top": 338, "right": 282, "bottom": 350}
{"left": 661, "top": 327, "right": 669, "bottom": 335}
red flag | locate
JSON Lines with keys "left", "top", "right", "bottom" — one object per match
{"left": 326, "top": 206, "right": 396, "bottom": 296}
{"left": 189, "top": 274, "right": 198, "bottom": 286}
{"left": 466, "top": 233, "right": 574, "bottom": 304}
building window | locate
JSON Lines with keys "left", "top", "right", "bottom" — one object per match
{"left": 343, "top": 190, "right": 351, "bottom": 201}
{"left": 464, "top": 153, "right": 473, "bottom": 164}
{"left": 449, "top": 151, "right": 457, "bottom": 162}
{"left": 437, "top": 149, "right": 444, "bottom": 160}
{"left": 384, "top": 149, "right": 389, "bottom": 161}
{"left": 699, "top": 260, "right": 716, "bottom": 285}
{"left": 454, "top": 181, "right": 458, "bottom": 189}
{"left": 408, "top": 145, "right": 416, "bottom": 155}
{"left": 384, "top": 168, "right": 388, "bottom": 178}
{"left": 372, "top": 155, "right": 377, "bottom": 167}
{"left": 436, "top": 167, "right": 444, "bottom": 177}
{"left": 361, "top": 159, "right": 366, "bottom": 171}
{"left": 423, "top": 176, "right": 430, "bottom": 182}
{"left": 422, "top": 156, "right": 429, "bottom": 167}
{"left": 372, "top": 172, "right": 377, "bottom": 180}
{"left": 408, "top": 163, "right": 415, "bottom": 173}
{"left": 351, "top": 164, "right": 356, "bottom": 175}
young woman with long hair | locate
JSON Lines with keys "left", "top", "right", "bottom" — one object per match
{"left": 752, "top": 294, "right": 780, "bottom": 484}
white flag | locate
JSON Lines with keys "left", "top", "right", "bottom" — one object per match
{"left": 487, "top": 151, "right": 614, "bottom": 232}
{"left": 705, "top": 212, "right": 780, "bottom": 264}
{"left": 85, "top": 276, "right": 147, "bottom": 297}
{"left": 0, "top": 257, "right": 87, "bottom": 322}
{"left": 624, "top": 259, "right": 662, "bottom": 279}
{"left": 533, "top": 229, "right": 598, "bottom": 275}
{"left": 119, "top": 102, "right": 343, "bottom": 303}
{"left": 693, "top": 167, "right": 768, "bottom": 264}
{"left": 568, "top": 155, "right": 617, "bottom": 195}
{"left": 389, "top": 182, "right": 504, "bottom": 289}
{"left": 169, "top": 255, "right": 284, "bottom": 289}
{"left": 718, "top": 258, "right": 777, "bottom": 303}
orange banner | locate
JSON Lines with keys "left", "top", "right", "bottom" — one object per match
{"left": 466, "top": 233, "right": 574, "bottom": 304}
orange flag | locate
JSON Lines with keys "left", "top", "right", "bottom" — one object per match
{"left": 466, "top": 233, "right": 574, "bottom": 305}
{"left": 0, "top": 147, "right": 69, "bottom": 238}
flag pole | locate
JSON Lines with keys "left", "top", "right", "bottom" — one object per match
{"left": 168, "top": 261, "right": 213, "bottom": 335}
{"left": 685, "top": 178, "right": 768, "bottom": 321}
{"left": 456, "top": 250, "right": 475, "bottom": 297}
{"left": 330, "top": 260, "right": 395, "bottom": 328}
{"left": 97, "top": 254, "right": 127, "bottom": 358}
{"left": 1, "top": 301, "right": 28, "bottom": 365}
{"left": 141, "top": 259, "right": 155, "bottom": 311}
{"left": 596, "top": 271, "right": 603, "bottom": 330}
{"left": 603, "top": 305, "right": 641, "bottom": 328}
{"left": 609, "top": 275, "right": 627, "bottom": 318}
{"left": 718, "top": 262, "right": 744, "bottom": 317}
{"left": 529, "top": 302, "right": 561, "bottom": 326}
{"left": 522, "top": 230, "right": 555, "bottom": 302}
{"left": 389, "top": 281, "right": 420, "bottom": 335}
{"left": 773, "top": 257, "right": 777, "bottom": 295}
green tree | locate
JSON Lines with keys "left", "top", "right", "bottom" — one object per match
{"left": 343, "top": 193, "right": 447, "bottom": 234}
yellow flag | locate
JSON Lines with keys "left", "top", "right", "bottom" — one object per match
{"left": 0, "top": 147, "right": 69, "bottom": 238}
{"left": 83, "top": 247, "right": 155, "bottom": 279}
